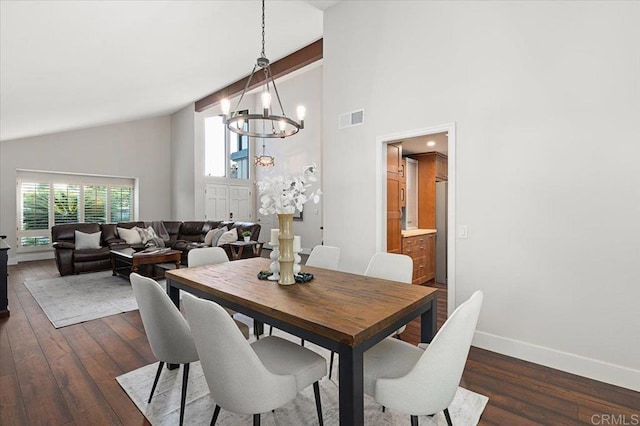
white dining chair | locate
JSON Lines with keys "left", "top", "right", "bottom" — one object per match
{"left": 188, "top": 246, "right": 229, "bottom": 267}
{"left": 182, "top": 293, "right": 327, "bottom": 426}
{"left": 365, "top": 252, "right": 414, "bottom": 284}
{"left": 188, "top": 247, "right": 250, "bottom": 339}
{"left": 305, "top": 245, "right": 341, "bottom": 270}
{"left": 365, "top": 252, "right": 413, "bottom": 338}
{"left": 363, "top": 291, "right": 483, "bottom": 426}
{"left": 130, "top": 273, "right": 199, "bottom": 426}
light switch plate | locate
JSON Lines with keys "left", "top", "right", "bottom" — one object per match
{"left": 458, "top": 225, "right": 468, "bottom": 239}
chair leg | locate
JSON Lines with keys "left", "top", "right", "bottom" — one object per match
{"left": 301, "top": 338, "right": 305, "bottom": 346}
{"left": 328, "top": 351, "right": 335, "bottom": 380}
{"left": 268, "top": 325, "right": 273, "bottom": 336}
{"left": 410, "top": 415, "right": 419, "bottom": 426}
{"left": 444, "top": 408, "right": 453, "bottom": 426}
{"left": 313, "top": 381, "right": 323, "bottom": 426}
{"left": 179, "top": 363, "right": 190, "bottom": 426}
{"left": 148, "top": 361, "right": 165, "bottom": 403}
{"left": 253, "top": 413, "right": 260, "bottom": 426}
{"left": 382, "top": 406, "right": 386, "bottom": 413}
{"left": 210, "top": 404, "right": 221, "bottom": 426}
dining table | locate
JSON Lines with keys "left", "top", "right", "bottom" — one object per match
{"left": 165, "top": 256, "right": 438, "bottom": 425}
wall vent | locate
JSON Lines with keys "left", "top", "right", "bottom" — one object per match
{"left": 338, "top": 109, "right": 365, "bottom": 129}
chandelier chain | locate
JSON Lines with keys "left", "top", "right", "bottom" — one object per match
{"left": 261, "top": 0, "right": 266, "bottom": 58}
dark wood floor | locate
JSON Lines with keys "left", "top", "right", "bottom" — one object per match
{"left": 1, "top": 260, "right": 638, "bottom": 425}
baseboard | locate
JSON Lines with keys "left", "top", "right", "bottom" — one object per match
{"left": 10, "top": 251, "right": 55, "bottom": 265}
{"left": 473, "top": 330, "right": 640, "bottom": 392}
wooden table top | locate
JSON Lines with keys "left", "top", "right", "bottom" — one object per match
{"left": 166, "top": 257, "right": 438, "bottom": 347}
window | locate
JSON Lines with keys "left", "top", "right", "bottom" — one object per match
{"left": 16, "top": 171, "right": 135, "bottom": 252}
{"left": 204, "top": 111, "right": 249, "bottom": 180}
{"left": 110, "top": 186, "right": 133, "bottom": 222}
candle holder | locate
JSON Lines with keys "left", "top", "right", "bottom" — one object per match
{"left": 293, "top": 249, "right": 302, "bottom": 275}
{"left": 268, "top": 242, "right": 280, "bottom": 281}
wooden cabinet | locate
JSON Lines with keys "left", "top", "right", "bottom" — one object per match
{"left": 386, "top": 143, "right": 403, "bottom": 254}
{"left": 411, "top": 152, "right": 448, "bottom": 229}
{"left": 435, "top": 153, "right": 448, "bottom": 181}
{"left": 402, "top": 233, "right": 435, "bottom": 285}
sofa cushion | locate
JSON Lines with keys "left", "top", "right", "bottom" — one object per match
{"left": 217, "top": 229, "right": 238, "bottom": 246}
{"left": 205, "top": 227, "right": 227, "bottom": 246}
{"left": 118, "top": 227, "right": 142, "bottom": 245}
{"left": 100, "top": 224, "right": 119, "bottom": 244}
{"left": 137, "top": 226, "right": 158, "bottom": 244}
{"left": 74, "top": 247, "right": 110, "bottom": 262}
{"left": 52, "top": 223, "right": 101, "bottom": 243}
{"left": 75, "top": 230, "right": 102, "bottom": 250}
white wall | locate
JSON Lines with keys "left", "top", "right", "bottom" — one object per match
{"left": 0, "top": 116, "right": 171, "bottom": 263}
{"left": 170, "top": 105, "right": 197, "bottom": 220}
{"left": 323, "top": 1, "right": 640, "bottom": 390}
{"left": 255, "top": 64, "right": 324, "bottom": 253}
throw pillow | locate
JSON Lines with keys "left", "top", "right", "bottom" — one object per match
{"left": 205, "top": 226, "right": 228, "bottom": 246}
{"left": 75, "top": 230, "right": 102, "bottom": 250}
{"left": 117, "top": 227, "right": 142, "bottom": 245}
{"left": 137, "top": 226, "right": 158, "bottom": 244}
{"left": 216, "top": 228, "right": 238, "bottom": 246}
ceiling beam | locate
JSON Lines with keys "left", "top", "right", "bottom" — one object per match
{"left": 194, "top": 39, "right": 323, "bottom": 113}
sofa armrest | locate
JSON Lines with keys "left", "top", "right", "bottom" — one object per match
{"left": 53, "top": 241, "right": 75, "bottom": 250}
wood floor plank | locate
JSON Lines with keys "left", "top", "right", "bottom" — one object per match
{"left": 81, "top": 319, "right": 148, "bottom": 372}
{"left": 0, "top": 374, "right": 28, "bottom": 425}
{"left": 102, "top": 314, "right": 145, "bottom": 341}
{"left": 48, "top": 351, "right": 123, "bottom": 425}
{"left": 81, "top": 352, "right": 150, "bottom": 425}
{"left": 12, "top": 344, "right": 74, "bottom": 425}
{"left": 0, "top": 319, "right": 16, "bottom": 376}
{"left": 59, "top": 324, "right": 105, "bottom": 360}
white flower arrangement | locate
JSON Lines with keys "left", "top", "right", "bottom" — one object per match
{"left": 257, "top": 164, "right": 322, "bottom": 215}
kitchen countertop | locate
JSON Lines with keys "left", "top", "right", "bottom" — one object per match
{"left": 401, "top": 229, "right": 437, "bottom": 237}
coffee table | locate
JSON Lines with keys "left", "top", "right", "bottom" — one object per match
{"left": 228, "top": 241, "right": 263, "bottom": 260}
{"left": 111, "top": 248, "right": 181, "bottom": 279}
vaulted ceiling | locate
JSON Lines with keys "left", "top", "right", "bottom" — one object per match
{"left": 0, "top": 1, "right": 334, "bottom": 142}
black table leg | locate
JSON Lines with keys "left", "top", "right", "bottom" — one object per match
{"left": 165, "top": 279, "right": 180, "bottom": 370}
{"left": 254, "top": 320, "right": 264, "bottom": 339}
{"left": 421, "top": 298, "right": 437, "bottom": 343}
{"left": 338, "top": 344, "right": 364, "bottom": 425}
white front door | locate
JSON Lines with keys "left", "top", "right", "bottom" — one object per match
{"left": 229, "top": 186, "right": 252, "bottom": 222}
{"left": 204, "top": 184, "right": 229, "bottom": 220}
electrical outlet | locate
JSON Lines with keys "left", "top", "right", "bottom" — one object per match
{"left": 458, "top": 225, "right": 468, "bottom": 239}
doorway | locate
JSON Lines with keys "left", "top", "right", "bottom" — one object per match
{"left": 376, "top": 123, "right": 456, "bottom": 316}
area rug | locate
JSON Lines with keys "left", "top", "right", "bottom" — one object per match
{"left": 24, "top": 271, "right": 139, "bottom": 328}
{"left": 117, "top": 330, "right": 489, "bottom": 425}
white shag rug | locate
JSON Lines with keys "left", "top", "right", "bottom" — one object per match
{"left": 24, "top": 271, "right": 139, "bottom": 328}
{"left": 117, "top": 330, "right": 488, "bottom": 425}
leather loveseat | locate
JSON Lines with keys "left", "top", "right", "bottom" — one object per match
{"left": 51, "top": 220, "right": 261, "bottom": 276}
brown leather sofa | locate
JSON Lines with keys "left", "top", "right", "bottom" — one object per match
{"left": 51, "top": 220, "right": 261, "bottom": 276}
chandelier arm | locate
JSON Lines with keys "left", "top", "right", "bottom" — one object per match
{"left": 226, "top": 114, "right": 301, "bottom": 138}
{"left": 231, "top": 64, "right": 259, "bottom": 117}
{"left": 266, "top": 65, "right": 287, "bottom": 117}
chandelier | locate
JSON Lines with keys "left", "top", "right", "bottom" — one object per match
{"left": 220, "top": 0, "right": 305, "bottom": 139}
{"left": 254, "top": 138, "right": 275, "bottom": 167}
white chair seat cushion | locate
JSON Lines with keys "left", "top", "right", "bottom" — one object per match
{"left": 251, "top": 336, "right": 327, "bottom": 392}
{"left": 363, "top": 337, "right": 423, "bottom": 397}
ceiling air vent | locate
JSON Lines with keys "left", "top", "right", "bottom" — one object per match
{"left": 338, "top": 109, "right": 365, "bottom": 129}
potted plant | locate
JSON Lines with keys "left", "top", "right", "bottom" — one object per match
{"left": 242, "top": 231, "right": 252, "bottom": 243}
